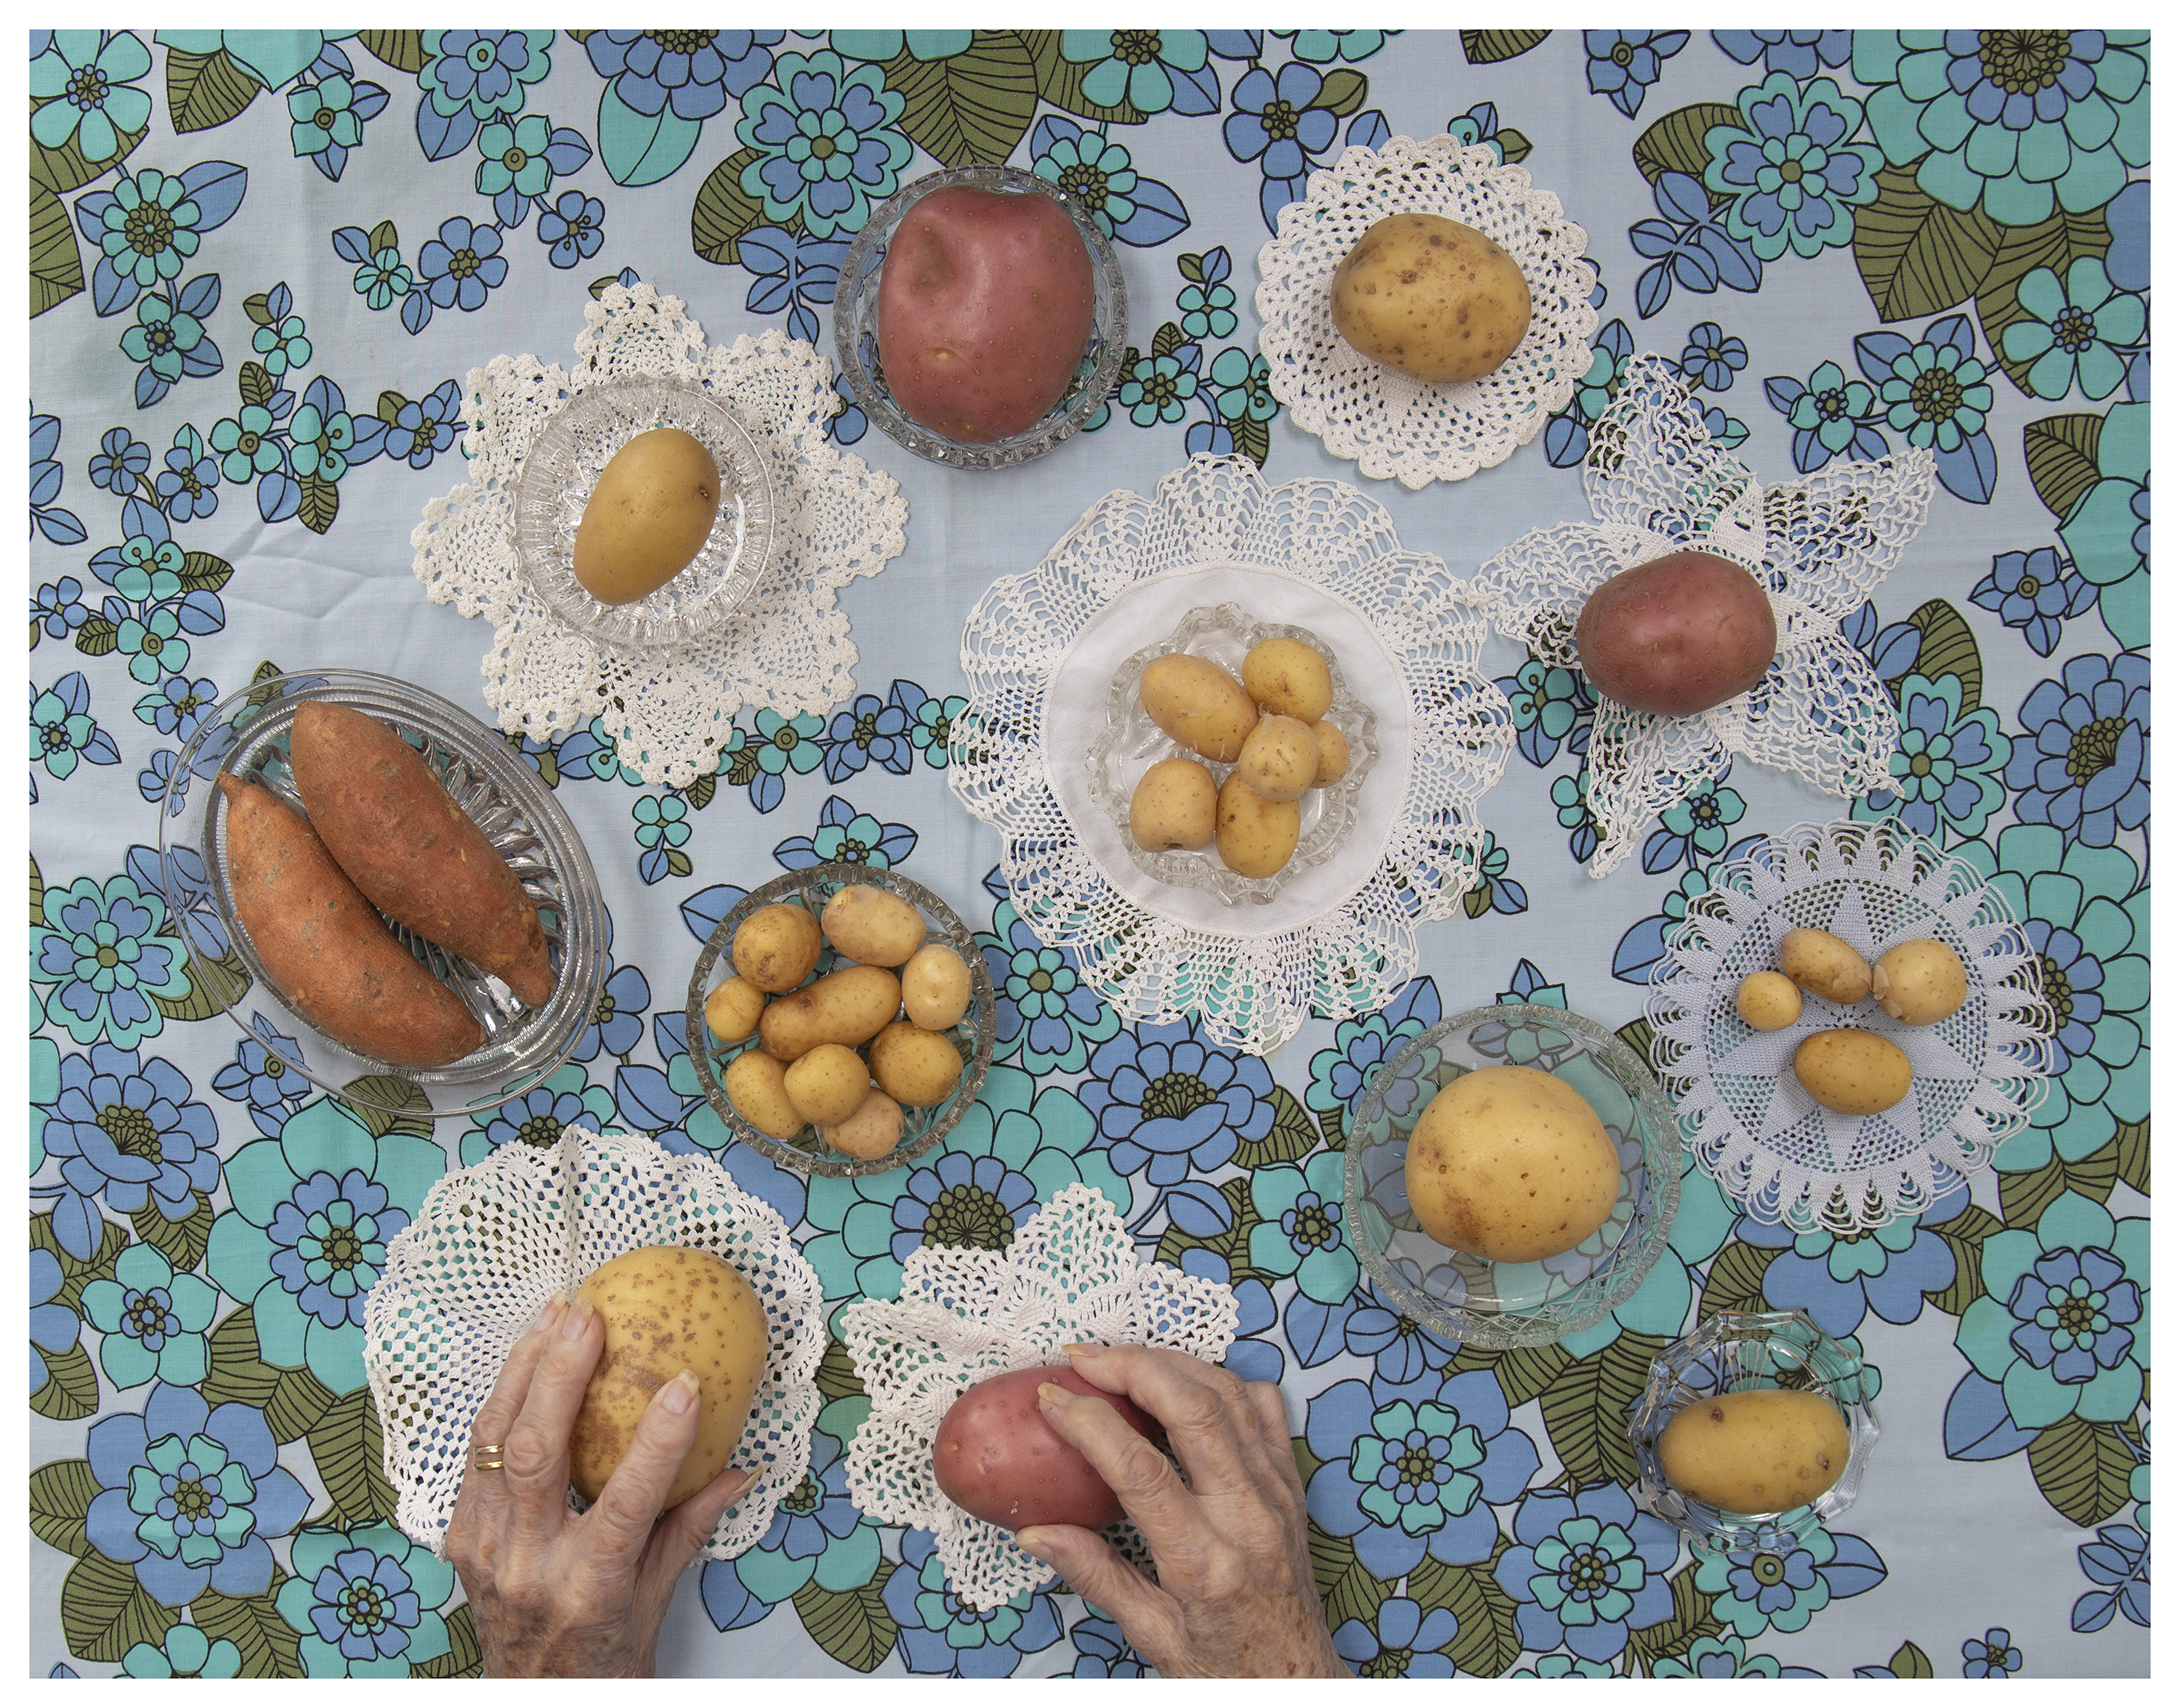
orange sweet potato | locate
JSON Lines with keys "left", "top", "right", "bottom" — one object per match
{"left": 217, "top": 774, "right": 485, "bottom": 1067}
{"left": 287, "top": 701, "right": 554, "bottom": 1005}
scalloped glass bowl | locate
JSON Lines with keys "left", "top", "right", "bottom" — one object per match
{"left": 684, "top": 865, "right": 998, "bottom": 1177}
{"left": 509, "top": 376, "right": 775, "bottom": 652}
{"left": 1084, "top": 602, "right": 1380, "bottom": 906}
{"left": 154, "top": 671, "right": 607, "bottom": 1120}
{"left": 833, "top": 164, "right": 1128, "bottom": 469}
{"left": 1631, "top": 1309, "right": 1881, "bottom": 1557}
{"left": 1345, "top": 1004, "right": 1681, "bottom": 1348}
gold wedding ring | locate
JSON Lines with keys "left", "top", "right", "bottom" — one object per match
{"left": 473, "top": 1442, "right": 506, "bottom": 1471}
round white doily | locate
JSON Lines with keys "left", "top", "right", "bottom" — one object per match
{"left": 1472, "top": 355, "right": 1936, "bottom": 878}
{"left": 363, "top": 1126, "right": 825, "bottom": 1561}
{"left": 1644, "top": 819, "right": 2051, "bottom": 1234}
{"left": 410, "top": 283, "right": 909, "bottom": 787}
{"left": 1254, "top": 132, "right": 1599, "bottom": 490}
{"left": 839, "top": 1184, "right": 1238, "bottom": 1614}
{"left": 948, "top": 453, "right": 1514, "bottom": 1056}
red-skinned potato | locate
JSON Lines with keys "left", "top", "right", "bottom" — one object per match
{"left": 1575, "top": 550, "right": 1778, "bottom": 717}
{"left": 932, "top": 1364, "right": 1160, "bottom": 1530}
{"left": 876, "top": 187, "right": 1096, "bottom": 443}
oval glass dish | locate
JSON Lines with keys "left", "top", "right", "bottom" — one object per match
{"left": 155, "top": 671, "right": 607, "bottom": 1119}
{"left": 509, "top": 375, "right": 775, "bottom": 651}
{"left": 1084, "top": 602, "right": 1380, "bottom": 906}
{"left": 833, "top": 163, "right": 1128, "bottom": 469}
{"left": 1346, "top": 1004, "right": 1681, "bottom": 1348}
{"left": 684, "top": 865, "right": 997, "bottom": 1177}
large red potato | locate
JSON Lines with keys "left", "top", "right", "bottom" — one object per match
{"left": 932, "top": 1364, "right": 1160, "bottom": 1530}
{"left": 1574, "top": 550, "right": 1778, "bottom": 717}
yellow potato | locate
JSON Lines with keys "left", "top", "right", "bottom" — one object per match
{"left": 759, "top": 964, "right": 902, "bottom": 1062}
{"left": 568, "top": 1244, "right": 767, "bottom": 1508}
{"left": 1214, "top": 773, "right": 1301, "bottom": 879}
{"left": 823, "top": 1087, "right": 904, "bottom": 1162}
{"left": 1871, "top": 939, "right": 1967, "bottom": 1026}
{"left": 1793, "top": 1029, "right": 1911, "bottom": 1116}
{"left": 1310, "top": 721, "right": 1351, "bottom": 787}
{"left": 784, "top": 1043, "right": 873, "bottom": 1128}
{"left": 1330, "top": 212, "right": 1533, "bottom": 385}
{"left": 1232, "top": 715, "right": 1320, "bottom": 804}
{"left": 572, "top": 428, "right": 721, "bottom": 605}
{"left": 1139, "top": 654, "right": 1259, "bottom": 763}
{"left": 902, "top": 943, "right": 973, "bottom": 1031}
{"left": 724, "top": 1049, "right": 802, "bottom": 1139}
{"left": 1242, "top": 638, "right": 1333, "bottom": 723}
{"left": 732, "top": 902, "right": 823, "bottom": 994}
{"left": 1778, "top": 928, "right": 1872, "bottom": 1005}
{"left": 1658, "top": 1388, "right": 1851, "bottom": 1515}
{"left": 1129, "top": 756, "right": 1218, "bottom": 852}
{"left": 869, "top": 1019, "right": 964, "bottom": 1106}
{"left": 704, "top": 976, "right": 766, "bottom": 1043}
{"left": 1735, "top": 971, "right": 1802, "bottom": 1032}
{"left": 821, "top": 885, "right": 927, "bottom": 968}
{"left": 1404, "top": 1064, "right": 1620, "bottom": 1262}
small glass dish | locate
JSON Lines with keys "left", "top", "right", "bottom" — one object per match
{"left": 1345, "top": 1004, "right": 1681, "bottom": 1348}
{"left": 683, "top": 864, "right": 998, "bottom": 1177}
{"left": 155, "top": 671, "right": 607, "bottom": 1120}
{"left": 833, "top": 164, "right": 1128, "bottom": 469}
{"left": 1084, "top": 602, "right": 1380, "bottom": 906}
{"left": 1630, "top": 1309, "right": 1881, "bottom": 1557}
{"left": 509, "top": 376, "right": 775, "bottom": 652}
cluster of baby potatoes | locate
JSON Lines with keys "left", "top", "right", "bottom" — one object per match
{"left": 1737, "top": 928, "right": 1969, "bottom": 1117}
{"left": 1129, "top": 635, "right": 1354, "bottom": 880}
{"left": 706, "top": 885, "right": 974, "bottom": 1160}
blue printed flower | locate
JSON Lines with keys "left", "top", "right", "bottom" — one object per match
{"left": 1693, "top": 1521, "right": 1886, "bottom": 1638}
{"left": 91, "top": 168, "right": 205, "bottom": 289}
{"left": 81, "top": 1243, "right": 218, "bottom": 1388}
{"left": 1971, "top": 547, "right": 2097, "bottom": 657}
{"left": 206, "top": 1096, "right": 443, "bottom": 1391}
{"left": 2003, "top": 257, "right": 2145, "bottom": 401}
{"left": 2073, "top": 1504, "right": 2149, "bottom": 1632}
{"left": 573, "top": 958, "right": 649, "bottom": 1064}
{"left": 1342, "top": 1279, "right": 1461, "bottom": 1401}
{"left": 417, "top": 216, "right": 506, "bottom": 313}
{"left": 1067, "top": 1615, "right": 1145, "bottom": 1677}
{"left": 1307, "top": 984, "right": 1442, "bottom": 1153}
{"left": 2057, "top": 402, "right": 2148, "bottom": 649}
{"left": 33, "top": 576, "right": 89, "bottom": 639}
{"left": 459, "top": 1065, "right": 620, "bottom": 1169}
{"left": 738, "top": 227, "right": 843, "bottom": 341}
{"left": 31, "top": 31, "right": 153, "bottom": 162}
{"left": 120, "top": 1619, "right": 242, "bottom": 1680}
{"left": 277, "top": 1523, "right": 456, "bottom": 1676}
{"left": 1652, "top": 1632, "right": 1821, "bottom": 1677}
{"left": 773, "top": 794, "right": 916, "bottom": 872}
{"left": 908, "top": 692, "right": 966, "bottom": 768}
{"left": 1118, "top": 347, "right": 1198, "bottom": 426}
{"left": 1963, "top": 1627, "right": 2022, "bottom": 1678}
{"left": 154, "top": 428, "right": 219, "bottom": 522}
{"left": 1705, "top": 75, "right": 1882, "bottom": 262}
{"left": 382, "top": 381, "right": 461, "bottom": 469}
{"left": 1499, "top": 656, "right": 1596, "bottom": 769}
{"left": 1679, "top": 321, "right": 1748, "bottom": 392}
{"left": 1647, "top": 775, "right": 1748, "bottom": 870}
{"left": 84, "top": 1381, "right": 310, "bottom": 1605}
{"left": 89, "top": 426, "right": 151, "bottom": 494}
{"left": 1462, "top": 830, "right": 1529, "bottom": 917}
{"left": 1445, "top": 100, "right": 1522, "bottom": 165}
{"left": 1209, "top": 347, "right": 1278, "bottom": 424}
{"left": 1854, "top": 672, "right": 2011, "bottom": 841}
{"left": 736, "top": 51, "right": 913, "bottom": 240}
{"left": 1031, "top": 125, "right": 1140, "bottom": 239}
{"left": 1060, "top": 31, "right": 1216, "bottom": 115}
{"left": 886, "top": 1526, "right": 1063, "bottom": 1676}
{"left": 1738, "top": 1184, "right": 1964, "bottom": 1338}
{"left": 31, "top": 673, "right": 120, "bottom": 781}
{"left": 1334, "top": 1595, "right": 1459, "bottom": 1677}
{"left": 1249, "top": 1150, "right": 1358, "bottom": 1304}
{"left": 1080, "top": 1017, "right": 1275, "bottom": 1185}
{"left": 32, "top": 875, "right": 191, "bottom": 1048}
{"left": 211, "top": 1016, "right": 312, "bottom": 1137}
{"left": 1225, "top": 62, "right": 1342, "bottom": 229}
{"left": 30, "top": 1247, "right": 78, "bottom": 1393}
{"left": 2003, "top": 652, "right": 2148, "bottom": 846}
{"left": 350, "top": 246, "right": 413, "bottom": 312}
{"left": 209, "top": 404, "right": 284, "bottom": 485}
{"left": 420, "top": 30, "right": 551, "bottom": 121}
{"left": 584, "top": 30, "right": 778, "bottom": 121}
{"left": 1513, "top": 1655, "right": 1616, "bottom": 1678}
{"left": 975, "top": 901, "right": 1121, "bottom": 1077}
{"left": 1495, "top": 1482, "right": 1678, "bottom": 1662}
{"left": 722, "top": 1428, "right": 881, "bottom": 1606}
{"left": 1553, "top": 766, "right": 1602, "bottom": 865}
{"left": 1857, "top": 317, "right": 1996, "bottom": 501}
{"left": 1713, "top": 31, "right": 1852, "bottom": 80}
{"left": 287, "top": 74, "right": 387, "bottom": 180}
{"left": 825, "top": 691, "right": 915, "bottom": 781}
{"left": 1586, "top": 31, "right": 1690, "bottom": 119}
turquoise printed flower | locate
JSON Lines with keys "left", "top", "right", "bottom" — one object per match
{"left": 114, "top": 604, "right": 190, "bottom": 684}
{"left": 288, "top": 76, "right": 363, "bottom": 161}
{"left": 1031, "top": 128, "right": 1141, "bottom": 238}
{"left": 286, "top": 398, "right": 355, "bottom": 484}
{"left": 476, "top": 114, "right": 554, "bottom": 199}
{"left": 1512, "top": 1656, "right": 1615, "bottom": 1677}
{"left": 352, "top": 247, "right": 412, "bottom": 311}
{"left": 32, "top": 872, "right": 191, "bottom": 1048}
{"left": 1852, "top": 672, "right": 2011, "bottom": 841}
{"left": 1333, "top": 1595, "right": 1459, "bottom": 1677}
{"left": 2058, "top": 402, "right": 2149, "bottom": 649}
{"left": 975, "top": 901, "right": 1121, "bottom": 1077}
{"left": 726, "top": 1428, "right": 881, "bottom": 1604}
{"left": 887, "top": 1526, "right": 1062, "bottom": 1675}
{"left": 151, "top": 31, "right": 348, "bottom": 91}
{"left": 251, "top": 311, "right": 310, "bottom": 379}
{"left": 1278, "top": 31, "right": 1394, "bottom": 65}
{"left": 2003, "top": 257, "right": 2146, "bottom": 400}
{"left": 1657, "top": 774, "right": 1748, "bottom": 862}
{"left": 1695, "top": 1522, "right": 1886, "bottom": 1637}
{"left": 1209, "top": 347, "right": 1278, "bottom": 423}
{"left": 753, "top": 708, "right": 826, "bottom": 777}
{"left": 830, "top": 32, "right": 972, "bottom": 65}
{"left": 633, "top": 793, "right": 690, "bottom": 849}
{"left": 121, "top": 1619, "right": 242, "bottom": 1679}
{"left": 81, "top": 1243, "right": 219, "bottom": 1389}
{"left": 31, "top": 31, "right": 153, "bottom": 163}
{"left": 908, "top": 693, "right": 966, "bottom": 766}
{"left": 459, "top": 1064, "right": 620, "bottom": 1167}
{"left": 1248, "top": 1150, "right": 1358, "bottom": 1303}
{"left": 1876, "top": 333, "right": 1993, "bottom": 453}
{"left": 277, "top": 1523, "right": 456, "bottom": 1676}
{"left": 95, "top": 168, "right": 205, "bottom": 288}
{"left": 1305, "top": 978, "right": 1440, "bottom": 1137}
{"left": 1652, "top": 1633, "right": 1818, "bottom": 1677}
{"left": 420, "top": 30, "right": 552, "bottom": 121}
{"left": 31, "top": 673, "right": 120, "bottom": 782}
{"left": 1178, "top": 280, "right": 1236, "bottom": 341}
{"left": 209, "top": 404, "right": 285, "bottom": 483}
{"left": 735, "top": 51, "right": 913, "bottom": 239}
{"left": 1059, "top": 31, "right": 1214, "bottom": 115}
{"left": 120, "top": 296, "right": 209, "bottom": 385}
{"left": 1704, "top": 74, "right": 1882, "bottom": 261}
{"left": 1119, "top": 349, "right": 1198, "bottom": 425}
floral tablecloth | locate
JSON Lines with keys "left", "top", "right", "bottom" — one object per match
{"left": 28, "top": 28, "right": 2149, "bottom": 1680}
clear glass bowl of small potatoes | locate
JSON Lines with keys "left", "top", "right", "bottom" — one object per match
{"left": 1629, "top": 1308, "right": 1881, "bottom": 1557}
{"left": 1084, "top": 602, "right": 1379, "bottom": 905}
{"left": 683, "top": 864, "right": 997, "bottom": 1178}
{"left": 1344, "top": 1005, "right": 1680, "bottom": 1349}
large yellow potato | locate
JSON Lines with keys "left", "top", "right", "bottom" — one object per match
{"left": 1232, "top": 716, "right": 1320, "bottom": 804}
{"left": 1793, "top": 1029, "right": 1911, "bottom": 1116}
{"left": 1658, "top": 1388, "right": 1851, "bottom": 1514}
{"left": 1404, "top": 1065, "right": 1620, "bottom": 1262}
{"left": 1214, "top": 773, "right": 1301, "bottom": 879}
{"left": 1778, "top": 928, "right": 1871, "bottom": 1005}
{"left": 1139, "top": 655, "right": 1259, "bottom": 763}
{"left": 1129, "top": 756, "right": 1218, "bottom": 852}
{"left": 784, "top": 1043, "right": 872, "bottom": 1128}
{"left": 1242, "top": 638, "right": 1333, "bottom": 723}
{"left": 869, "top": 1019, "right": 964, "bottom": 1106}
{"left": 1871, "top": 939, "right": 1966, "bottom": 1025}
{"left": 1330, "top": 212, "right": 1533, "bottom": 385}
{"left": 568, "top": 1244, "right": 768, "bottom": 1508}
{"left": 821, "top": 885, "right": 927, "bottom": 968}
{"left": 723, "top": 1049, "right": 802, "bottom": 1139}
{"left": 759, "top": 964, "right": 902, "bottom": 1062}
{"left": 571, "top": 429, "right": 720, "bottom": 605}
{"left": 901, "top": 943, "right": 973, "bottom": 1032}
{"left": 732, "top": 903, "right": 823, "bottom": 994}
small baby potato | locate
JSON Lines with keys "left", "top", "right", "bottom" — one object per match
{"left": 1735, "top": 971, "right": 1802, "bottom": 1032}
{"left": 1214, "top": 773, "right": 1301, "bottom": 879}
{"left": 822, "top": 885, "right": 927, "bottom": 968}
{"left": 1242, "top": 638, "right": 1333, "bottom": 723}
{"left": 1310, "top": 721, "right": 1350, "bottom": 787}
{"left": 1658, "top": 1388, "right": 1851, "bottom": 1515}
{"left": 784, "top": 1043, "right": 872, "bottom": 1128}
{"left": 823, "top": 1087, "right": 903, "bottom": 1161}
{"left": 724, "top": 1048, "right": 804, "bottom": 1139}
{"left": 732, "top": 902, "right": 823, "bottom": 993}
{"left": 1129, "top": 756, "right": 1218, "bottom": 852}
{"left": 1793, "top": 1029, "right": 1912, "bottom": 1117}
{"left": 704, "top": 976, "right": 766, "bottom": 1043}
{"left": 759, "top": 964, "right": 903, "bottom": 1062}
{"left": 1778, "top": 928, "right": 1873, "bottom": 1005}
{"left": 869, "top": 1019, "right": 964, "bottom": 1106}
{"left": 1871, "top": 939, "right": 1967, "bottom": 1026}
{"left": 1139, "top": 654, "right": 1259, "bottom": 763}
{"left": 1232, "top": 715, "right": 1320, "bottom": 804}
{"left": 902, "top": 943, "right": 973, "bottom": 1032}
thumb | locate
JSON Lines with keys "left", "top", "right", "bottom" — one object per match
{"left": 1014, "top": 1523, "right": 1173, "bottom": 1639}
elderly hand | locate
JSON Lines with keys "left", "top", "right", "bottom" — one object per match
{"left": 445, "top": 1296, "right": 753, "bottom": 1677}
{"left": 1013, "top": 1344, "right": 1347, "bottom": 1679}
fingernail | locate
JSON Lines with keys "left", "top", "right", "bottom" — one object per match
{"left": 531, "top": 1300, "right": 568, "bottom": 1337}
{"left": 1014, "top": 1529, "right": 1054, "bottom": 1563}
{"left": 661, "top": 1369, "right": 700, "bottom": 1414}
{"left": 1036, "top": 1381, "right": 1074, "bottom": 1409}
{"left": 561, "top": 1296, "right": 595, "bottom": 1340}
{"left": 1062, "top": 1342, "right": 1103, "bottom": 1356}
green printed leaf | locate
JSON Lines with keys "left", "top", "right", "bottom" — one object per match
{"left": 1633, "top": 102, "right": 1745, "bottom": 211}
{"left": 1291, "top": 1432, "right": 1321, "bottom": 1490}
{"left": 724, "top": 745, "right": 763, "bottom": 790}
{"left": 1150, "top": 320, "right": 1187, "bottom": 360}
{"left": 32, "top": 1342, "right": 100, "bottom": 1422}
{"left": 887, "top": 33, "right": 1040, "bottom": 169}
{"left": 30, "top": 1458, "right": 100, "bottom": 1558}
{"left": 1922, "top": 1202, "right": 2004, "bottom": 1317}
{"left": 60, "top": 1551, "right": 174, "bottom": 1660}
{"left": 1615, "top": 1016, "right": 1657, "bottom": 1065}
{"left": 245, "top": 660, "right": 287, "bottom": 706}
{"left": 242, "top": 291, "right": 275, "bottom": 327}
{"left": 132, "top": 1190, "right": 214, "bottom": 1274}
{"left": 413, "top": 1603, "right": 483, "bottom": 1677}
{"left": 1497, "top": 129, "right": 1533, "bottom": 166}
{"left": 1233, "top": 1085, "right": 1318, "bottom": 1170}
{"left": 1626, "top": 1564, "right": 1726, "bottom": 1677}
{"left": 1177, "top": 251, "right": 1208, "bottom": 284}
{"left": 167, "top": 47, "right": 262, "bottom": 134}
{"left": 2027, "top": 1414, "right": 2138, "bottom": 1528}
{"left": 1410, "top": 1545, "right": 1523, "bottom": 1677}
{"left": 178, "top": 552, "right": 235, "bottom": 593}
{"left": 2024, "top": 412, "right": 2105, "bottom": 522}
{"left": 73, "top": 615, "right": 120, "bottom": 658}
{"left": 665, "top": 849, "right": 694, "bottom": 879}
{"left": 1697, "top": 1239, "right": 1775, "bottom": 1321}
{"left": 1902, "top": 598, "right": 1984, "bottom": 711}
{"left": 1317, "top": 68, "right": 1369, "bottom": 119}
{"left": 368, "top": 219, "right": 400, "bottom": 256}
{"left": 1464, "top": 882, "right": 1495, "bottom": 919}
{"left": 1540, "top": 1332, "right": 1662, "bottom": 1489}
{"left": 2000, "top": 1141, "right": 2118, "bottom": 1229}
{"left": 791, "top": 1561, "right": 899, "bottom": 1672}
{"left": 31, "top": 1210, "right": 128, "bottom": 1311}
{"left": 1153, "top": 1175, "right": 1261, "bottom": 1279}
{"left": 2113, "top": 1118, "right": 2148, "bottom": 1196}
{"left": 191, "top": 1574, "right": 304, "bottom": 1677}
{"left": 1309, "top": 1523, "right": 1393, "bottom": 1633}
{"left": 340, "top": 1073, "right": 434, "bottom": 1141}
{"left": 816, "top": 1335, "right": 867, "bottom": 1404}
{"left": 203, "top": 1308, "right": 338, "bottom": 1443}
{"left": 33, "top": 851, "right": 47, "bottom": 926}
{"left": 1232, "top": 415, "right": 1272, "bottom": 470}
{"left": 1461, "top": 30, "right": 1551, "bottom": 64}
{"left": 1888, "top": 1639, "right": 1934, "bottom": 1680}
{"left": 296, "top": 471, "right": 339, "bottom": 535}
{"left": 1975, "top": 208, "right": 2112, "bottom": 396}
{"left": 307, "top": 1386, "right": 397, "bottom": 1529}
{"left": 1445, "top": 1340, "right": 1570, "bottom": 1411}
{"left": 691, "top": 150, "right": 769, "bottom": 267}
{"left": 239, "top": 360, "right": 275, "bottom": 410}
{"left": 1852, "top": 164, "right": 2005, "bottom": 323}
{"left": 685, "top": 771, "right": 718, "bottom": 811}
{"left": 30, "top": 179, "right": 86, "bottom": 319}
{"left": 358, "top": 30, "right": 427, "bottom": 74}
{"left": 153, "top": 944, "right": 250, "bottom": 1022}
{"left": 600, "top": 81, "right": 703, "bottom": 187}
{"left": 1025, "top": 30, "right": 1147, "bottom": 124}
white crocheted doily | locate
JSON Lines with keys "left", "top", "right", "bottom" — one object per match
{"left": 1473, "top": 355, "right": 1935, "bottom": 878}
{"left": 411, "top": 284, "right": 908, "bottom": 787}
{"left": 839, "top": 1184, "right": 1238, "bottom": 1613}
{"left": 1254, "top": 132, "right": 1599, "bottom": 489}
{"left": 363, "top": 1126, "right": 825, "bottom": 1561}
{"left": 1644, "top": 820, "right": 2051, "bottom": 1235}
{"left": 949, "top": 454, "right": 1514, "bottom": 1057}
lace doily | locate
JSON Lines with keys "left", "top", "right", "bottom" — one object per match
{"left": 411, "top": 284, "right": 908, "bottom": 787}
{"left": 1472, "top": 355, "right": 1935, "bottom": 877}
{"left": 1254, "top": 133, "right": 1599, "bottom": 489}
{"left": 1644, "top": 820, "right": 2051, "bottom": 1234}
{"left": 948, "top": 454, "right": 1514, "bottom": 1056}
{"left": 363, "top": 1126, "right": 825, "bottom": 1561}
{"left": 839, "top": 1184, "right": 1238, "bottom": 1613}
